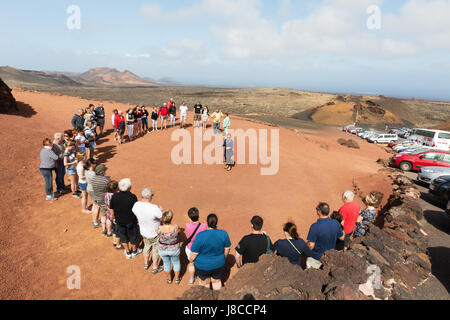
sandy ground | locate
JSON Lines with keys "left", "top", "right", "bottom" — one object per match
{"left": 0, "top": 89, "right": 394, "bottom": 300}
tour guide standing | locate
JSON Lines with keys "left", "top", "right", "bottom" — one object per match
{"left": 223, "top": 133, "right": 234, "bottom": 172}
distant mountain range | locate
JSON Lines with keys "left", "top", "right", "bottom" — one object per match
{"left": 0, "top": 66, "right": 181, "bottom": 88}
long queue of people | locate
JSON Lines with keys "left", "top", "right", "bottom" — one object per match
{"left": 109, "top": 100, "right": 231, "bottom": 146}
{"left": 39, "top": 100, "right": 383, "bottom": 290}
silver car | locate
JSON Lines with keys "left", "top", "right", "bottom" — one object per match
{"left": 418, "top": 166, "right": 450, "bottom": 185}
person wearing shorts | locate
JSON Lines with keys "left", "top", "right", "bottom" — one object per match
{"left": 159, "top": 103, "right": 169, "bottom": 130}
{"left": 91, "top": 164, "right": 111, "bottom": 233}
{"left": 75, "top": 127, "right": 86, "bottom": 155}
{"left": 110, "top": 178, "right": 141, "bottom": 259}
{"left": 63, "top": 141, "right": 80, "bottom": 199}
{"left": 132, "top": 187, "right": 164, "bottom": 273}
{"left": 76, "top": 154, "right": 90, "bottom": 214}
{"left": 193, "top": 102, "right": 203, "bottom": 128}
{"left": 189, "top": 214, "right": 231, "bottom": 290}
{"left": 85, "top": 160, "right": 100, "bottom": 228}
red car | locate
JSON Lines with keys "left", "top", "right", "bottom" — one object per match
{"left": 391, "top": 150, "right": 450, "bottom": 171}
{"left": 343, "top": 125, "right": 355, "bottom": 132}
{"left": 389, "top": 141, "right": 399, "bottom": 148}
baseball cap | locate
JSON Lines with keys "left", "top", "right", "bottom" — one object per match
{"left": 95, "top": 164, "right": 107, "bottom": 174}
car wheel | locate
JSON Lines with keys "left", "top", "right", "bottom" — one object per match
{"left": 399, "top": 161, "right": 412, "bottom": 171}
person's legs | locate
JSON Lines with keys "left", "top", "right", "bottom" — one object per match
{"left": 117, "top": 224, "right": 131, "bottom": 256}
{"left": 40, "top": 169, "right": 54, "bottom": 197}
{"left": 171, "top": 249, "right": 181, "bottom": 282}
{"left": 211, "top": 279, "right": 222, "bottom": 290}
{"left": 106, "top": 218, "right": 113, "bottom": 236}
{"left": 90, "top": 143, "right": 96, "bottom": 159}
{"left": 343, "top": 233, "right": 352, "bottom": 252}
{"left": 143, "top": 118, "right": 148, "bottom": 132}
{"left": 112, "top": 222, "right": 121, "bottom": 248}
{"left": 127, "top": 125, "right": 133, "bottom": 141}
{"left": 81, "top": 191, "right": 89, "bottom": 212}
{"left": 92, "top": 202, "right": 100, "bottom": 226}
{"left": 185, "top": 248, "right": 196, "bottom": 283}
{"left": 200, "top": 277, "right": 211, "bottom": 289}
{"left": 150, "top": 236, "right": 161, "bottom": 270}
{"left": 101, "top": 215, "right": 107, "bottom": 233}
{"left": 69, "top": 174, "right": 77, "bottom": 194}
{"left": 143, "top": 237, "right": 151, "bottom": 268}
{"left": 211, "top": 266, "right": 224, "bottom": 290}
{"left": 129, "top": 223, "right": 139, "bottom": 253}
{"left": 159, "top": 250, "right": 172, "bottom": 282}
{"left": 55, "top": 162, "right": 64, "bottom": 192}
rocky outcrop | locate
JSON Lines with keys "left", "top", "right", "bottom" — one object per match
{"left": 0, "top": 78, "right": 17, "bottom": 112}
{"left": 337, "top": 138, "right": 360, "bottom": 149}
{"left": 179, "top": 172, "right": 433, "bottom": 300}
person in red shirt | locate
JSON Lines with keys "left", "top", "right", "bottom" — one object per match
{"left": 114, "top": 111, "right": 126, "bottom": 145}
{"left": 168, "top": 98, "right": 174, "bottom": 109}
{"left": 338, "top": 190, "right": 361, "bottom": 251}
{"left": 159, "top": 103, "right": 169, "bottom": 130}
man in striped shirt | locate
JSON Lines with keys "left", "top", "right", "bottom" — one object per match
{"left": 91, "top": 164, "right": 111, "bottom": 230}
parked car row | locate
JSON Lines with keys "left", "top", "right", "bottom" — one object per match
{"left": 343, "top": 124, "right": 450, "bottom": 216}
{"left": 389, "top": 127, "right": 412, "bottom": 138}
{"left": 343, "top": 125, "right": 399, "bottom": 144}
{"left": 428, "top": 173, "right": 450, "bottom": 217}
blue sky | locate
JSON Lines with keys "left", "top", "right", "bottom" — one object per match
{"left": 1, "top": 0, "right": 450, "bottom": 100}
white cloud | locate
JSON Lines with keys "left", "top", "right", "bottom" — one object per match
{"left": 161, "top": 39, "right": 205, "bottom": 58}
{"left": 383, "top": 0, "right": 450, "bottom": 49}
{"left": 139, "top": 0, "right": 449, "bottom": 61}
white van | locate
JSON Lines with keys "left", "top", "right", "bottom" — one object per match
{"left": 369, "top": 134, "right": 398, "bottom": 144}
{"left": 408, "top": 129, "right": 450, "bottom": 150}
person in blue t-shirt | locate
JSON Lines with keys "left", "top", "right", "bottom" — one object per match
{"left": 189, "top": 214, "right": 231, "bottom": 291}
{"left": 306, "top": 202, "right": 345, "bottom": 269}
{"left": 274, "top": 222, "right": 312, "bottom": 268}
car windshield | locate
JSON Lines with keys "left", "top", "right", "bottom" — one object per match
{"left": 410, "top": 149, "right": 430, "bottom": 155}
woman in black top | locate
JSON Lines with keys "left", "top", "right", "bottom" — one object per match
{"left": 151, "top": 107, "right": 159, "bottom": 132}
{"left": 141, "top": 106, "right": 149, "bottom": 133}
{"left": 273, "top": 222, "right": 312, "bottom": 268}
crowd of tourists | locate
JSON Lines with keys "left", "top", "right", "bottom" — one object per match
{"left": 39, "top": 99, "right": 383, "bottom": 290}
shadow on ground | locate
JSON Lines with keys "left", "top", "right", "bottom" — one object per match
{"left": 428, "top": 246, "right": 450, "bottom": 294}
{"left": 96, "top": 145, "right": 117, "bottom": 163}
{"left": 424, "top": 210, "right": 450, "bottom": 235}
{"left": 0, "top": 101, "right": 37, "bottom": 118}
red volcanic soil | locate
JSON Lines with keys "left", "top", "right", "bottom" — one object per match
{"left": 0, "top": 89, "right": 393, "bottom": 299}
